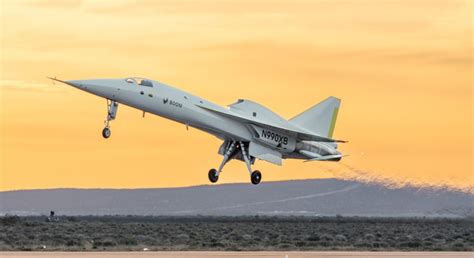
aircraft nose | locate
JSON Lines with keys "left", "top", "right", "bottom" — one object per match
{"left": 65, "top": 80, "right": 87, "bottom": 90}
{"left": 64, "top": 79, "right": 119, "bottom": 99}
{"left": 65, "top": 80, "right": 94, "bottom": 90}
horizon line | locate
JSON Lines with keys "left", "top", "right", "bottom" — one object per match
{"left": 1, "top": 178, "right": 472, "bottom": 194}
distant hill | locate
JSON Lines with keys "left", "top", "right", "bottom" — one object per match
{"left": 1, "top": 179, "right": 472, "bottom": 217}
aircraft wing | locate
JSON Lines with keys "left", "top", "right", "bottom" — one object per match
{"left": 196, "top": 102, "right": 343, "bottom": 143}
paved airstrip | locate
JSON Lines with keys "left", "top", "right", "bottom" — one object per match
{"left": 1, "top": 252, "right": 472, "bottom": 257}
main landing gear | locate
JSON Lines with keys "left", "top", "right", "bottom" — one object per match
{"left": 208, "top": 168, "right": 219, "bottom": 183}
{"left": 102, "top": 99, "right": 118, "bottom": 139}
{"left": 251, "top": 170, "right": 262, "bottom": 185}
{"left": 208, "top": 141, "right": 262, "bottom": 185}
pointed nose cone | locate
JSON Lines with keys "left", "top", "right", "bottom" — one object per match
{"left": 64, "top": 79, "right": 121, "bottom": 100}
{"left": 64, "top": 79, "right": 103, "bottom": 93}
{"left": 64, "top": 80, "right": 86, "bottom": 89}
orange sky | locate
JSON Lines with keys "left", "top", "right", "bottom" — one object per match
{"left": 0, "top": 0, "right": 472, "bottom": 191}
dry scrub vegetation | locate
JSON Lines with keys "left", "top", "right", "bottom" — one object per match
{"left": 1, "top": 216, "right": 473, "bottom": 251}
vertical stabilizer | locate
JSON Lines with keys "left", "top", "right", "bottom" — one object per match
{"left": 289, "top": 96, "right": 341, "bottom": 138}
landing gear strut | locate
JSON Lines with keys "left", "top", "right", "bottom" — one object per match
{"left": 208, "top": 141, "right": 262, "bottom": 185}
{"left": 239, "top": 141, "right": 262, "bottom": 185}
{"left": 102, "top": 99, "right": 118, "bottom": 139}
{"left": 208, "top": 141, "right": 238, "bottom": 183}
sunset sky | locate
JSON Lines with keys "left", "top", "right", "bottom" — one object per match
{"left": 0, "top": 0, "right": 472, "bottom": 191}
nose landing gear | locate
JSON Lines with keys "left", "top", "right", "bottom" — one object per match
{"left": 102, "top": 99, "right": 118, "bottom": 139}
{"left": 102, "top": 127, "right": 111, "bottom": 138}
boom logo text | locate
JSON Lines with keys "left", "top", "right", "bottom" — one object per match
{"left": 163, "top": 98, "right": 182, "bottom": 108}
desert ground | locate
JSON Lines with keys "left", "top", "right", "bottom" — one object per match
{"left": 1, "top": 252, "right": 474, "bottom": 258}
{"left": 1, "top": 216, "right": 473, "bottom": 251}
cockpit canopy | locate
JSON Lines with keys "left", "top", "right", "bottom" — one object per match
{"left": 125, "top": 77, "right": 153, "bottom": 87}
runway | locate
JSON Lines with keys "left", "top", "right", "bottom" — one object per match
{"left": 1, "top": 252, "right": 472, "bottom": 258}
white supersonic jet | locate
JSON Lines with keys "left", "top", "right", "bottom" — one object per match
{"left": 49, "top": 77, "right": 346, "bottom": 185}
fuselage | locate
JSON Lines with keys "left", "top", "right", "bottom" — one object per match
{"left": 60, "top": 77, "right": 342, "bottom": 163}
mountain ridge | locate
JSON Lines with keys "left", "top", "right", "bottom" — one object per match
{"left": 1, "top": 179, "right": 472, "bottom": 218}
{"left": 1, "top": 178, "right": 471, "bottom": 193}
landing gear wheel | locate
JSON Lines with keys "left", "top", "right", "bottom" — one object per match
{"left": 208, "top": 169, "right": 219, "bottom": 183}
{"left": 251, "top": 170, "right": 262, "bottom": 185}
{"left": 102, "top": 127, "right": 111, "bottom": 139}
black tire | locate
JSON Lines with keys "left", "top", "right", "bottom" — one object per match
{"left": 102, "top": 127, "right": 111, "bottom": 139}
{"left": 251, "top": 170, "right": 262, "bottom": 185}
{"left": 208, "top": 168, "right": 218, "bottom": 183}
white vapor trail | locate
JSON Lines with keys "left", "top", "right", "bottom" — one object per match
{"left": 173, "top": 183, "right": 360, "bottom": 214}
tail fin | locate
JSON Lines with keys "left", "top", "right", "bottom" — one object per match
{"left": 289, "top": 96, "right": 341, "bottom": 138}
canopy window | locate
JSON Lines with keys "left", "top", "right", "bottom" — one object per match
{"left": 125, "top": 77, "right": 153, "bottom": 87}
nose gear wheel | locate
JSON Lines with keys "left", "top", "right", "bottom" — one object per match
{"left": 102, "top": 99, "right": 118, "bottom": 139}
